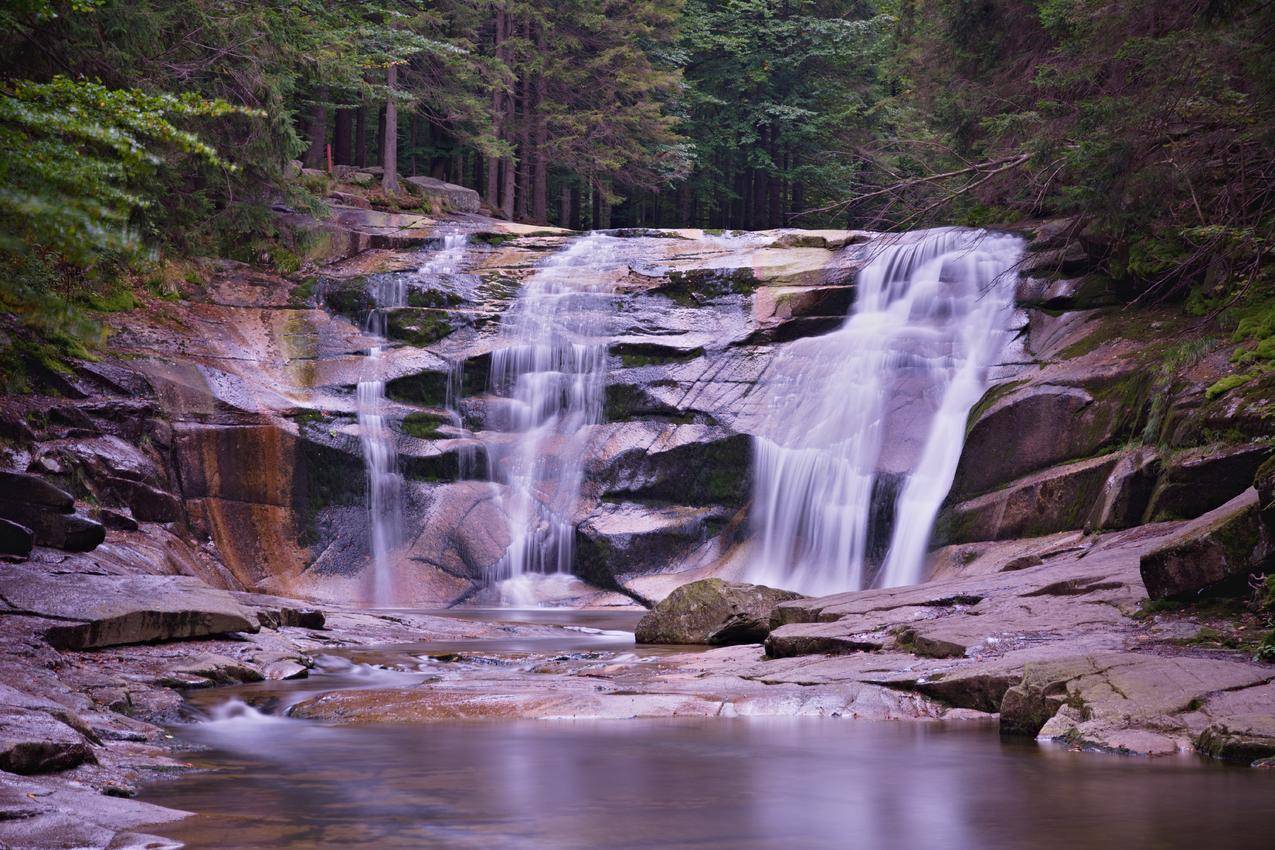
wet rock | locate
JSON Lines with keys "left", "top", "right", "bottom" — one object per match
{"left": 953, "top": 382, "right": 1139, "bottom": 498}
{"left": 937, "top": 452, "right": 1122, "bottom": 544}
{"left": 0, "top": 773, "right": 187, "bottom": 850}
{"left": 0, "top": 518, "right": 32, "bottom": 556}
{"left": 588, "top": 423, "right": 752, "bottom": 506}
{"left": 575, "top": 503, "right": 728, "bottom": 582}
{"left": 0, "top": 498, "right": 106, "bottom": 552}
{"left": 0, "top": 470, "right": 74, "bottom": 510}
{"left": 162, "top": 654, "right": 265, "bottom": 686}
{"left": 0, "top": 708, "right": 95, "bottom": 774}
{"left": 1145, "top": 442, "right": 1272, "bottom": 522}
{"left": 98, "top": 508, "right": 139, "bottom": 531}
{"left": 1015, "top": 275, "right": 1115, "bottom": 309}
{"left": 1085, "top": 448, "right": 1160, "bottom": 531}
{"left": 635, "top": 578, "right": 805, "bottom": 645}
{"left": 0, "top": 567, "right": 259, "bottom": 649}
{"left": 999, "top": 652, "right": 1275, "bottom": 756}
{"left": 1139, "top": 490, "right": 1272, "bottom": 600}
{"left": 403, "top": 481, "right": 510, "bottom": 583}
{"left": 1196, "top": 714, "right": 1275, "bottom": 765}
{"left": 104, "top": 476, "right": 182, "bottom": 523}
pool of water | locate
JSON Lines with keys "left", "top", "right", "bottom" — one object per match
{"left": 140, "top": 611, "right": 1275, "bottom": 850}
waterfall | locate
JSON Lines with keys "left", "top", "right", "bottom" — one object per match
{"left": 485, "top": 233, "right": 618, "bottom": 588}
{"left": 357, "top": 232, "right": 468, "bottom": 605}
{"left": 743, "top": 227, "right": 1023, "bottom": 596}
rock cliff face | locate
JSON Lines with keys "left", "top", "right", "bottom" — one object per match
{"left": 2, "top": 212, "right": 1270, "bottom": 605}
{"left": 0, "top": 208, "right": 1272, "bottom": 802}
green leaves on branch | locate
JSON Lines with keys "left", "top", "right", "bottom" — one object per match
{"left": 0, "top": 76, "right": 255, "bottom": 263}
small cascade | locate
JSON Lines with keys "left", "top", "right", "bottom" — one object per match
{"left": 743, "top": 227, "right": 1023, "bottom": 596}
{"left": 357, "top": 231, "right": 468, "bottom": 605}
{"left": 484, "top": 233, "right": 619, "bottom": 589}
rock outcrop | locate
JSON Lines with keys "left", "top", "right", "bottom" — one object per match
{"left": 635, "top": 579, "right": 805, "bottom": 645}
{"left": 0, "top": 567, "right": 260, "bottom": 649}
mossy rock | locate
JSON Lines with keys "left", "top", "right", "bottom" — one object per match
{"left": 658, "top": 266, "right": 759, "bottom": 305}
{"left": 385, "top": 308, "right": 460, "bottom": 347}
{"left": 634, "top": 578, "right": 806, "bottom": 645}
{"left": 321, "top": 278, "right": 374, "bottom": 321}
{"left": 386, "top": 370, "right": 450, "bottom": 407}
{"left": 400, "top": 411, "right": 449, "bottom": 440}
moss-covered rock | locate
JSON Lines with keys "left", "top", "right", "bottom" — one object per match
{"left": 634, "top": 578, "right": 805, "bottom": 645}
{"left": 1139, "top": 489, "right": 1272, "bottom": 600}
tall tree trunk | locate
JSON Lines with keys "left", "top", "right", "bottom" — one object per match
{"left": 516, "top": 25, "right": 531, "bottom": 222}
{"left": 768, "top": 129, "right": 782, "bottom": 228}
{"left": 532, "top": 25, "right": 548, "bottom": 224}
{"left": 486, "top": 8, "right": 505, "bottom": 209}
{"left": 382, "top": 64, "right": 399, "bottom": 194}
{"left": 408, "top": 112, "right": 418, "bottom": 176}
{"left": 376, "top": 104, "right": 386, "bottom": 167}
{"left": 355, "top": 104, "right": 368, "bottom": 167}
{"left": 570, "top": 185, "right": 581, "bottom": 231}
{"left": 333, "top": 107, "right": 353, "bottom": 165}
{"left": 791, "top": 152, "right": 804, "bottom": 225}
{"left": 560, "top": 183, "right": 572, "bottom": 229}
{"left": 591, "top": 182, "right": 601, "bottom": 230}
{"left": 303, "top": 97, "right": 327, "bottom": 169}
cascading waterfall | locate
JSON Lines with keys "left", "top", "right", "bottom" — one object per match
{"left": 484, "top": 232, "right": 618, "bottom": 589}
{"left": 357, "top": 232, "right": 468, "bottom": 605}
{"left": 743, "top": 227, "right": 1023, "bottom": 597}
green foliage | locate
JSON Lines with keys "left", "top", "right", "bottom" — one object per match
{"left": 0, "top": 76, "right": 245, "bottom": 264}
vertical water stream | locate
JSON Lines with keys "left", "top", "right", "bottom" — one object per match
{"left": 484, "top": 233, "right": 618, "bottom": 591}
{"left": 743, "top": 227, "right": 1023, "bottom": 596}
{"left": 358, "top": 232, "right": 468, "bottom": 605}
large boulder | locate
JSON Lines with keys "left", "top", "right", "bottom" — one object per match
{"left": 403, "top": 176, "right": 481, "bottom": 213}
{"left": 635, "top": 578, "right": 805, "bottom": 645}
{"left": 936, "top": 452, "right": 1122, "bottom": 544}
{"left": 0, "top": 567, "right": 260, "bottom": 649}
{"left": 1144, "top": 442, "right": 1272, "bottom": 522}
{"left": 0, "top": 518, "right": 33, "bottom": 556}
{"left": 953, "top": 382, "right": 1140, "bottom": 498}
{"left": 0, "top": 471, "right": 105, "bottom": 552}
{"left": 574, "top": 503, "right": 729, "bottom": 582}
{"left": 0, "top": 709, "right": 95, "bottom": 774}
{"left": 587, "top": 423, "right": 752, "bottom": 507}
{"left": 1139, "top": 489, "right": 1272, "bottom": 600}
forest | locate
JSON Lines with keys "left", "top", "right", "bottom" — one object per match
{"left": 1, "top": 0, "right": 1273, "bottom": 385}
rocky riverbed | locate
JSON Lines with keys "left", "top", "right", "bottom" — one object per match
{"left": 0, "top": 203, "right": 1272, "bottom": 848}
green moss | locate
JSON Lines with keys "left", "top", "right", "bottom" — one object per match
{"left": 1132, "top": 598, "right": 1184, "bottom": 619}
{"left": 401, "top": 411, "right": 449, "bottom": 439}
{"left": 289, "top": 276, "right": 319, "bottom": 308}
{"left": 385, "top": 308, "right": 456, "bottom": 346}
{"left": 406, "top": 288, "right": 462, "bottom": 308}
{"left": 617, "top": 347, "right": 703, "bottom": 368}
{"left": 387, "top": 371, "right": 449, "bottom": 407}
{"left": 471, "top": 232, "right": 520, "bottom": 247}
{"left": 1207, "top": 373, "right": 1251, "bottom": 400}
{"left": 79, "top": 285, "right": 136, "bottom": 313}
{"left": 1255, "top": 631, "right": 1275, "bottom": 663}
{"left": 661, "top": 266, "right": 759, "bottom": 304}
{"left": 963, "top": 378, "right": 1027, "bottom": 435}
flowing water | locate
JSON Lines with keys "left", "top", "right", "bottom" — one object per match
{"left": 358, "top": 233, "right": 469, "bottom": 605}
{"left": 139, "top": 611, "right": 1275, "bottom": 850}
{"left": 484, "top": 233, "right": 620, "bottom": 592}
{"left": 744, "top": 228, "right": 1023, "bottom": 596}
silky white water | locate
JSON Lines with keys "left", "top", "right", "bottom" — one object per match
{"left": 357, "top": 232, "right": 468, "bottom": 605}
{"left": 484, "top": 233, "right": 619, "bottom": 587}
{"left": 742, "top": 227, "right": 1023, "bottom": 596}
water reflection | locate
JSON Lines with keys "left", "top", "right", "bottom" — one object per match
{"left": 144, "top": 718, "right": 1274, "bottom": 850}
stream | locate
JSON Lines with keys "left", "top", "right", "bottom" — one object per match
{"left": 137, "top": 611, "right": 1275, "bottom": 850}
